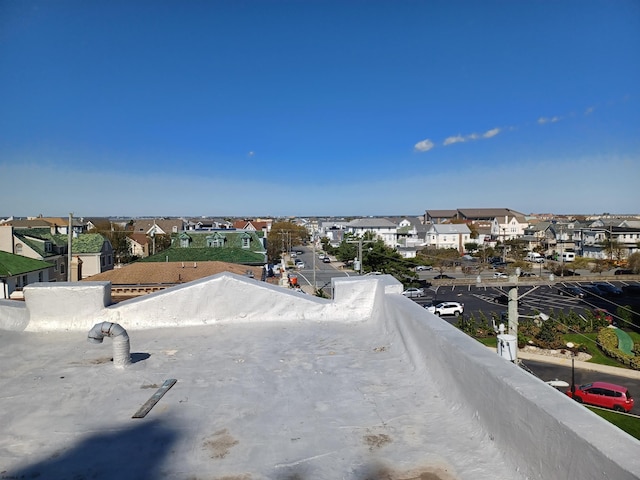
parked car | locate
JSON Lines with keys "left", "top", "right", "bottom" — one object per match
{"left": 294, "top": 259, "right": 305, "bottom": 269}
{"left": 493, "top": 272, "right": 508, "bottom": 279}
{"left": 615, "top": 269, "right": 634, "bottom": 275}
{"left": 322, "top": 257, "right": 331, "bottom": 263}
{"left": 415, "top": 265, "right": 433, "bottom": 271}
{"left": 580, "top": 284, "right": 605, "bottom": 297}
{"left": 592, "top": 282, "right": 623, "bottom": 296}
{"left": 433, "top": 274, "right": 454, "bottom": 279}
{"left": 493, "top": 294, "right": 509, "bottom": 305}
{"left": 558, "top": 270, "right": 580, "bottom": 276}
{"left": 519, "top": 272, "right": 537, "bottom": 277}
{"left": 557, "top": 286, "right": 585, "bottom": 298}
{"left": 402, "top": 287, "right": 425, "bottom": 298}
{"left": 566, "top": 381, "right": 634, "bottom": 412}
{"left": 426, "top": 301, "right": 464, "bottom": 316}
{"left": 491, "top": 261, "right": 508, "bottom": 269}
{"left": 622, "top": 284, "right": 640, "bottom": 294}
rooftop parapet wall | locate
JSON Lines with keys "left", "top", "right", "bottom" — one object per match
{"left": 0, "top": 299, "right": 29, "bottom": 331}
{"left": 3, "top": 273, "right": 383, "bottom": 332}
{"left": 22, "top": 282, "right": 112, "bottom": 332}
{"left": 376, "top": 295, "right": 640, "bottom": 480}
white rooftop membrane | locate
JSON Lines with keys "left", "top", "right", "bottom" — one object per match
{"left": 0, "top": 274, "right": 638, "bottom": 479}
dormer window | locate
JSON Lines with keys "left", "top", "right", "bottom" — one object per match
{"left": 241, "top": 233, "right": 251, "bottom": 249}
{"left": 206, "top": 232, "right": 225, "bottom": 248}
{"left": 44, "top": 241, "right": 53, "bottom": 253}
{"left": 178, "top": 233, "right": 191, "bottom": 248}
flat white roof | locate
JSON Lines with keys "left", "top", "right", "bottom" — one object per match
{"left": 0, "top": 274, "right": 638, "bottom": 479}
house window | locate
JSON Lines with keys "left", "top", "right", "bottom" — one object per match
{"left": 15, "top": 243, "right": 23, "bottom": 255}
{"left": 101, "top": 256, "right": 106, "bottom": 267}
{"left": 180, "top": 237, "right": 189, "bottom": 248}
{"left": 61, "top": 262, "right": 66, "bottom": 275}
{"left": 44, "top": 241, "right": 52, "bottom": 253}
{"left": 242, "top": 237, "right": 250, "bottom": 248}
{"left": 39, "top": 271, "right": 43, "bottom": 282}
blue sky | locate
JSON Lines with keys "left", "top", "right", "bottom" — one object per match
{"left": 1, "top": 1, "right": 639, "bottom": 218}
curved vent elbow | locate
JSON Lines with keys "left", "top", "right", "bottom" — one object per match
{"left": 87, "top": 322, "right": 131, "bottom": 368}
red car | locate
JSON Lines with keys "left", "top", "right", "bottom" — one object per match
{"left": 566, "top": 381, "right": 634, "bottom": 412}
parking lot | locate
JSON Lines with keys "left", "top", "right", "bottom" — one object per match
{"left": 409, "top": 280, "right": 640, "bottom": 330}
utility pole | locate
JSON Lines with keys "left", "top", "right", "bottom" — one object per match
{"left": 347, "top": 238, "right": 364, "bottom": 275}
{"left": 67, "top": 213, "right": 73, "bottom": 281}
{"left": 559, "top": 225, "right": 564, "bottom": 277}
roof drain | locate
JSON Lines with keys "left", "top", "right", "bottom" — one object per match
{"left": 88, "top": 322, "right": 131, "bottom": 368}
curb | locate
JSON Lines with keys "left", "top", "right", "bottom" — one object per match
{"left": 487, "top": 347, "right": 640, "bottom": 380}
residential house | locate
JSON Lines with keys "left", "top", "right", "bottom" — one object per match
{"left": 0, "top": 226, "right": 114, "bottom": 281}
{"left": 344, "top": 218, "right": 398, "bottom": 248}
{"left": 392, "top": 217, "right": 427, "bottom": 258}
{"left": 68, "top": 234, "right": 114, "bottom": 279}
{"left": 126, "top": 232, "right": 150, "bottom": 258}
{"left": 185, "top": 218, "right": 233, "bottom": 230}
{"left": 490, "top": 211, "right": 528, "bottom": 241}
{"left": 424, "top": 224, "right": 471, "bottom": 253}
{"left": 143, "top": 229, "right": 268, "bottom": 265}
{"left": 580, "top": 224, "right": 640, "bottom": 261}
{"left": 0, "top": 251, "right": 54, "bottom": 299}
{"left": 130, "top": 219, "right": 186, "bottom": 237}
{"left": 0, "top": 226, "right": 67, "bottom": 282}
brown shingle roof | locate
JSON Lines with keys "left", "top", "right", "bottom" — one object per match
{"left": 83, "top": 261, "right": 263, "bottom": 285}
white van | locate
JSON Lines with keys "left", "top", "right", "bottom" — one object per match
{"left": 559, "top": 252, "right": 575, "bottom": 262}
{"left": 525, "top": 252, "right": 544, "bottom": 263}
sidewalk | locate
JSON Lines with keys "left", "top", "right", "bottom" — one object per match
{"left": 488, "top": 347, "right": 640, "bottom": 380}
{"left": 519, "top": 350, "right": 640, "bottom": 379}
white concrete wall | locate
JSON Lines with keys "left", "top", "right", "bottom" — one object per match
{"left": 7, "top": 273, "right": 387, "bottom": 332}
{"left": 0, "top": 273, "right": 639, "bottom": 478}
{"left": 374, "top": 294, "right": 640, "bottom": 480}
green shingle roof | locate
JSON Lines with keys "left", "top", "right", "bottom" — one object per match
{"left": 0, "top": 251, "right": 53, "bottom": 278}
{"left": 141, "top": 247, "right": 267, "bottom": 265}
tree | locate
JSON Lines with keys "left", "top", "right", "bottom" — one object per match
{"left": 362, "top": 239, "right": 416, "bottom": 283}
{"left": 628, "top": 252, "right": 640, "bottom": 273}
{"left": 267, "top": 221, "right": 309, "bottom": 262}
{"left": 602, "top": 238, "right": 624, "bottom": 263}
{"left": 93, "top": 221, "right": 134, "bottom": 264}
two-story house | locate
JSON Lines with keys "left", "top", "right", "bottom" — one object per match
{"left": 344, "top": 218, "right": 398, "bottom": 248}
{"left": 424, "top": 224, "right": 471, "bottom": 253}
{"left": 0, "top": 251, "right": 54, "bottom": 299}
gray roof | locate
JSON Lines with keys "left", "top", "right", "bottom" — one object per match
{"left": 346, "top": 218, "right": 398, "bottom": 228}
{"left": 427, "top": 224, "right": 471, "bottom": 234}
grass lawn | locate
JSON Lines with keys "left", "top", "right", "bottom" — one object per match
{"left": 475, "top": 333, "right": 634, "bottom": 369}
{"left": 588, "top": 407, "right": 640, "bottom": 440}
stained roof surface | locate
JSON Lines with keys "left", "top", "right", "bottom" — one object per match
{"left": 0, "top": 320, "right": 518, "bottom": 480}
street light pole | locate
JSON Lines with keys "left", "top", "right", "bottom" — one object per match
{"left": 567, "top": 342, "right": 576, "bottom": 397}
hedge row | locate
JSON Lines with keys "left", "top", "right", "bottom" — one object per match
{"left": 596, "top": 328, "right": 640, "bottom": 370}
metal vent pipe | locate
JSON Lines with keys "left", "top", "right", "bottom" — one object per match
{"left": 87, "top": 322, "right": 131, "bottom": 368}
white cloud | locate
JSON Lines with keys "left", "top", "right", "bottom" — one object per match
{"left": 440, "top": 128, "right": 500, "bottom": 147}
{"left": 248, "top": 151, "right": 255, "bottom": 157}
{"left": 443, "top": 135, "right": 465, "bottom": 146}
{"left": 584, "top": 107, "right": 594, "bottom": 116}
{"left": 414, "top": 139, "right": 435, "bottom": 152}
{"left": 482, "top": 128, "right": 500, "bottom": 138}
{"left": 538, "top": 116, "right": 561, "bottom": 124}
